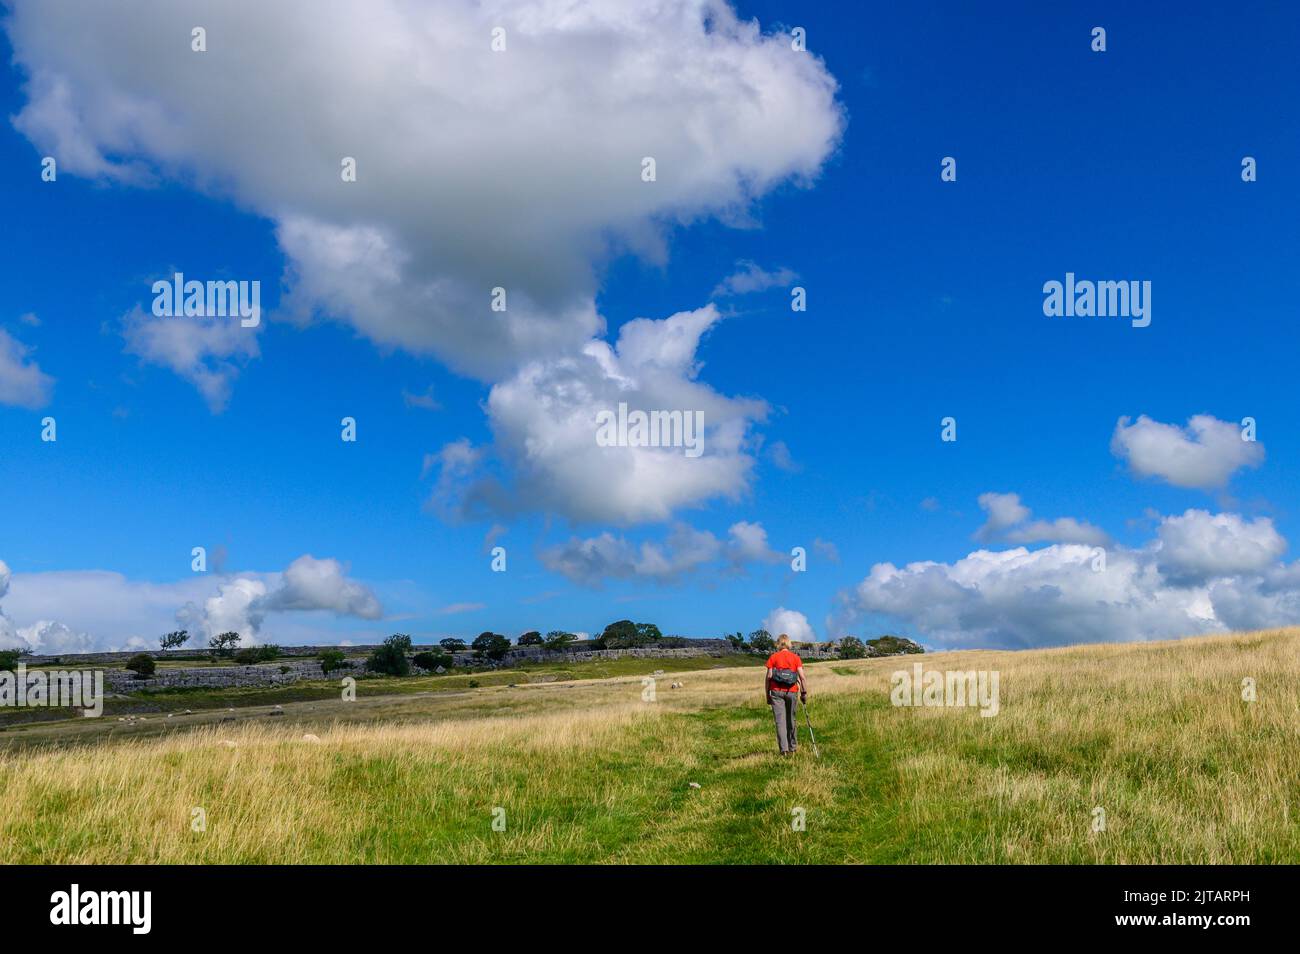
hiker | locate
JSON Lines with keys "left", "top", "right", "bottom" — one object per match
{"left": 765, "top": 633, "right": 807, "bottom": 755}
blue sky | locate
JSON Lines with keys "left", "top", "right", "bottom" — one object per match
{"left": 1, "top": 0, "right": 1298, "bottom": 653}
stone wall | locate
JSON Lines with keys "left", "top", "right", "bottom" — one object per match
{"left": 103, "top": 657, "right": 367, "bottom": 692}
{"left": 23, "top": 645, "right": 383, "bottom": 666}
{"left": 479, "top": 642, "right": 735, "bottom": 667}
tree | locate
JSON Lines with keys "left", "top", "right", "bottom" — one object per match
{"left": 838, "top": 636, "right": 867, "bottom": 659}
{"left": 471, "top": 631, "right": 511, "bottom": 661}
{"left": 0, "top": 650, "right": 23, "bottom": 672}
{"left": 635, "top": 622, "right": 662, "bottom": 642}
{"left": 595, "top": 619, "right": 636, "bottom": 649}
{"left": 125, "top": 653, "right": 156, "bottom": 678}
{"left": 724, "top": 631, "right": 747, "bottom": 651}
{"left": 207, "top": 631, "right": 241, "bottom": 662}
{"left": 748, "top": 629, "right": 775, "bottom": 654}
{"left": 413, "top": 650, "right": 453, "bottom": 672}
{"left": 517, "top": 631, "right": 543, "bottom": 646}
{"left": 597, "top": 619, "right": 661, "bottom": 649}
{"left": 868, "top": 635, "right": 924, "bottom": 655}
{"left": 544, "top": 630, "right": 577, "bottom": 651}
{"left": 367, "top": 634, "right": 413, "bottom": 676}
{"left": 439, "top": 637, "right": 467, "bottom": 652}
{"left": 159, "top": 630, "right": 190, "bottom": 651}
{"left": 319, "top": 649, "right": 348, "bottom": 675}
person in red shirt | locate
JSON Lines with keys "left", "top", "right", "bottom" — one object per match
{"left": 764, "top": 633, "right": 808, "bottom": 755}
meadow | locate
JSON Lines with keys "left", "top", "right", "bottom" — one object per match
{"left": 1, "top": 629, "right": 1295, "bottom": 864}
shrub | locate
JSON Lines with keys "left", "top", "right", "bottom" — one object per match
{"left": 366, "top": 634, "right": 413, "bottom": 676}
{"left": 838, "top": 636, "right": 867, "bottom": 659}
{"left": 748, "top": 630, "right": 775, "bottom": 654}
{"left": 125, "top": 654, "right": 156, "bottom": 678}
{"left": 439, "top": 638, "right": 467, "bottom": 652}
{"left": 724, "top": 631, "right": 747, "bottom": 651}
{"left": 233, "top": 645, "right": 281, "bottom": 665}
{"left": 413, "top": 650, "right": 453, "bottom": 672}
{"left": 319, "top": 649, "right": 348, "bottom": 675}
{"left": 0, "top": 650, "right": 24, "bottom": 672}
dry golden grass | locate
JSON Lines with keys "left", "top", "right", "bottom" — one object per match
{"left": 1, "top": 628, "right": 1296, "bottom": 863}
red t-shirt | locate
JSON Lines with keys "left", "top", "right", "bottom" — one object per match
{"left": 766, "top": 649, "right": 803, "bottom": 693}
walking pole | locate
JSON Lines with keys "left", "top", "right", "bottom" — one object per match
{"left": 802, "top": 696, "right": 820, "bottom": 758}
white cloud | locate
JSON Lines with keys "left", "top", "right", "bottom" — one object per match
{"left": 0, "top": 560, "right": 19, "bottom": 649}
{"left": 975, "top": 492, "right": 1031, "bottom": 540}
{"left": 762, "top": 606, "right": 815, "bottom": 642}
{"left": 121, "top": 305, "right": 259, "bottom": 412}
{"left": 726, "top": 521, "right": 783, "bottom": 565}
{"left": 540, "top": 525, "right": 719, "bottom": 587}
{"left": 17, "top": 619, "right": 95, "bottom": 655}
{"left": 711, "top": 260, "right": 798, "bottom": 297}
{"left": 439, "top": 303, "right": 767, "bottom": 523}
{"left": 259, "top": 555, "right": 383, "bottom": 619}
{"left": 833, "top": 510, "right": 1300, "bottom": 649}
{"left": 1006, "top": 518, "right": 1110, "bottom": 547}
{"left": 539, "top": 519, "right": 782, "bottom": 586}
{"left": 7, "top": 0, "right": 842, "bottom": 384}
{"left": 976, "top": 492, "right": 1108, "bottom": 546}
{"left": 1155, "top": 510, "right": 1285, "bottom": 583}
{"left": 176, "top": 577, "right": 268, "bottom": 643}
{"left": 1111, "top": 414, "right": 1263, "bottom": 490}
{"left": 0, "top": 327, "right": 54, "bottom": 408}
{"left": 9, "top": 0, "right": 844, "bottom": 531}
{"left": 766, "top": 440, "right": 801, "bottom": 473}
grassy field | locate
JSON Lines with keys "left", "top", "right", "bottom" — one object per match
{"left": 1, "top": 629, "right": 1296, "bottom": 863}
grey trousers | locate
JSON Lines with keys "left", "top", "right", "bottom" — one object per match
{"left": 770, "top": 691, "right": 799, "bottom": 752}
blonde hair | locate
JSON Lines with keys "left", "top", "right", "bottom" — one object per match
{"left": 776, "top": 633, "right": 792, "bottom": 651}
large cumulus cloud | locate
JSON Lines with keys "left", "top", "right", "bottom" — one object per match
{"left": 439, "top": 303, "right": 768, "bottom": 523}
{"left": 833, "top": 509, "right": 1300, "bottom": 649}
{"left": 7, "top": 0, "right": 842, "bottom": 377}
{"left": 6, "top": 0, "right": 843, "bottom": 524}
